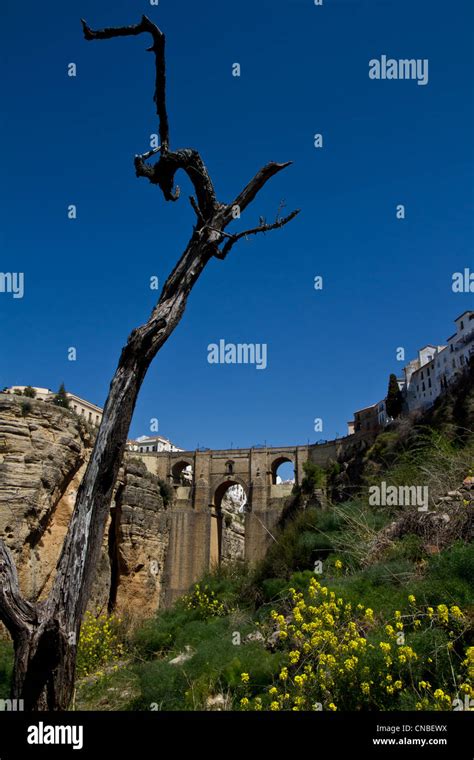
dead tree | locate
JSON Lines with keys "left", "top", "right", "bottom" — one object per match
{"left": 0, "top": 15, "right": 299, "bottom": 710}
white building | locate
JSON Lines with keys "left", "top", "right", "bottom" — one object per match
{"left": 403, "top": 345, "right": 446, "bottom": 412}
{"left": 126, "top": 435, "right": 183, "bottom": 454}
{"left": 67, "top": 393, "right": 103, "bottom": 426}
{"left": 4, "top": 386, "right": 103, "bottom": 426}
{"left": 404, "top": 311, "right": 474, "bottom": 413}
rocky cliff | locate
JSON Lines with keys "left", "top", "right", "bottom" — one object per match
{"left": 0, "top": 394, "right": 170, "bottom": 625}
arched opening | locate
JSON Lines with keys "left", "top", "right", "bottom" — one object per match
{"left": 210, "top": 479, "right": 247, "bottom": 568}
{"left": 171, "top": 460, "right": 193, "bottom": 485}
{"left": 271, "top": 457, "right": 295, "bottom": 485}
{"left": 225, "top": 460, "right": 234, "bottom": 475}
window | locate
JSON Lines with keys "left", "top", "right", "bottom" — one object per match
{"left": 461, "top": 320, "right": 464, "bottom": 330}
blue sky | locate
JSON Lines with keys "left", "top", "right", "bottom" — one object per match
{"left": 1, "top": 0, "right": 473, "bottom": 450}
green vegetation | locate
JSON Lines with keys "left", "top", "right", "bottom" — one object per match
{"left": 69, "top": 526, "right": 473, "bottom": 711}
{"left": 76, "top": 610, "right": 124, "bottom": 678}
{"left": 0, "top": 640, "right": 14, "bottom": 701}
{"left": 20, "top": 400, "right": 32, "bottom": 417}
{"left": 301, "top": 461, "right": 326, "bottom": 493}
{"left": 386, "top": 373, "right": 403, "bottom": 419}
{"left": 158, "top": 479, "right": 173, "bottom": 507}
{"left": 53, "top": 382, "right": 69, "bottom": 409}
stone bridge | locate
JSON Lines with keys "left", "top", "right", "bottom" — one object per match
{"left": 134, "top": 436, "right": 368, "bottom": 605}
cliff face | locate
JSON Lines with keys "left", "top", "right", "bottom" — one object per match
{"left": 110, "top": 460, "right": 170, "bottom": 619}
{"left": 0, "top": 395, "right": 170, "bottom": 624}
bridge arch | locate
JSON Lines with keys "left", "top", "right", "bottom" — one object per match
{"left": 171, "top": 459, "right": 193, "bottom": 485}
{"left": 213, "top": 475, "right": 249, "bottom": 509}
{"left": 210, "top": 477, "right": 248, "bottom": 569}
{"left": 270, "top": 455, "right": 295, "bottom": 485}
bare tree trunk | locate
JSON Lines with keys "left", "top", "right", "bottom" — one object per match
{"left": 0, "top": 14, "right": 299, "bottom": 710}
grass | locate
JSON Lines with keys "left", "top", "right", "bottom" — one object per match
{"left": 0, "top": 640, "right": 14, "bottom": 700}
{"left": 70, "top": 530, "right": 472, "bottom": 711}
{"left": 73, "top": 667, "right": 140, "bottom": 711}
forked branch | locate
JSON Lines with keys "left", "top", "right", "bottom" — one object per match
{"left": 81, "top": 15, "right": 169, "bottom": 150}
{"left": 82, "top": 15, "right": 219, "bottom": 218}
{"left": 216, "top": 208, "right": 301, "bottom": 259}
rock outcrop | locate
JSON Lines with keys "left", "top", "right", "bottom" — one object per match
{"left": 0, "top": 394, "right": 170, "bottom": 625}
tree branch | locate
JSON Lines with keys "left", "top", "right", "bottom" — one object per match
{"left": 218, "top": 161, "right": 293, "bottom": 228}
{"left": 216, "top": 209, "right": 301, "bottom": 259}
{"left": 82, "top": 15, "right": 219, "bottom": 219}
{"left": 0, "top": 540, "right": 37, "bottom": 638}
{"left": 81, "top": 15, "right": 169, "bottom": 151}
{"left": 142, "top": 148, "right": 219, "bottom": 219}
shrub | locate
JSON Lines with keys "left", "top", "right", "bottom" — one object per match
{"left": 178, "top": 583, "right": 231, "bottom": 619}
{"left": 53, "top": 382, "right": 69, "bottom": 409}
{"left": 158, "top": 479, "right": 173, "bottom": 507}
{"left": 261, "top": 577, "right": 288, "bottom": 602}
{"left": 76, "top": 610, "right": 124, "bottom": 678}
{"left": 238, "top": 577, "right": 473, "bottom": 712}
{"left": 301, "top": 461, "right": 326, "bottom": 493}
{"left": 386, "top": 534, "right": 426, "bottom": 563}
{"left": 255, "top": 508, "right": 342, "bottom": 582}
{"left": 133, "top": 608, "right": 197, "bottom": 658}
{"left": 20, "top": 401, "right": 32, "bottom": 417}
